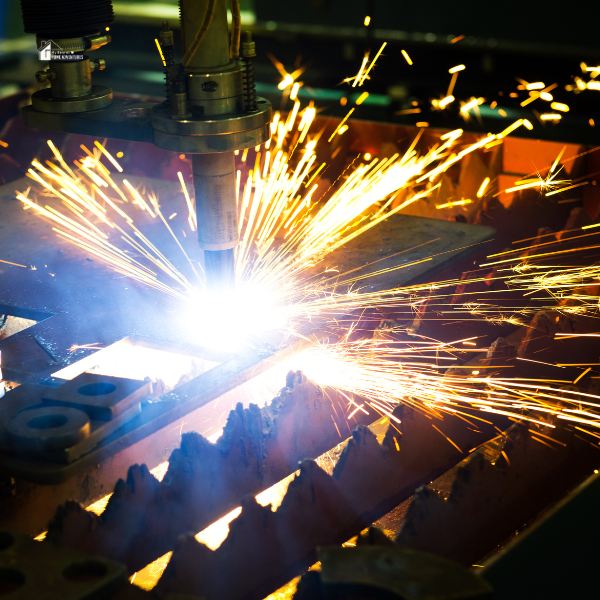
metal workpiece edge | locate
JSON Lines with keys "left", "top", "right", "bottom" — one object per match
{"left": 151, "top": 98, "right": 272, "bottom": 136}
{"left": 0, "top": 327, "right": 329, "bottom": 484}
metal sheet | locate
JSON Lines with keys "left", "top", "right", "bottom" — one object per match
{"left": 0, "top": 173, "right": 493, "bottom": 380}
{"left": 0, "top": 173, "right": 493, "bottom": 531}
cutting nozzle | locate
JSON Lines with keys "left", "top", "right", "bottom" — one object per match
{"left": 204, "top": 248, "right": 235, "bottom": 293}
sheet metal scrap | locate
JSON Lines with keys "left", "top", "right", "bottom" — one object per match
{"left": 45, "top": 371, "right": 372, "bottom": 572}
{"left": 0, "top": 374, "right": 150, "bottom": 464}
{"left": 154, "top": 404, "right": 502, "bottom": 600}
{"left": 394, "top": 419, "right": 599, "bottom": 566}
{"left": 0, "top": 526, "right": 127, "bottom": 600}
{"left": 293, "top": 546, "right": 493, "bottom": 600}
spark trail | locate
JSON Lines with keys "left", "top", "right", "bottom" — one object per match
{"left": 13, "top": 74, "right": 600, "bottom": 434}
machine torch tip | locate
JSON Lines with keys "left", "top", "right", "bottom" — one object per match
{"left": 204, "top": 248, "right": 235, "bottom": 293}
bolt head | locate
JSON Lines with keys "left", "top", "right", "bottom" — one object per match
{"left": 92, "top": 58, "right": 106, "bottom": 72}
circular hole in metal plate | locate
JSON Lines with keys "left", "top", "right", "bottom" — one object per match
{"left": 0, "top": 568, "right": 26, "bottom": 595}
{"left": 77, "top": 382, "right": 117, "bottom": 396}
{"left": 120, "top": 108, "right": 150, "bottom": 118}
{"left": 6, "top": 407, "right": 90, "bottom": 451}
{"left": 63, "top": 560, "right": 108, "bottom": 583}
{"left": 0, "top": 532, "right": 15, "bottom": 551}
{"left": 27, "top": 414, "right": 68, "bottom": 430}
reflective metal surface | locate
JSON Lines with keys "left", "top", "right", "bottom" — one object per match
{"left": 187, "top": 61, "right": 244, "bottom": 105}
{"left": 43, "top": 59, "right": 92, "bottom": 99}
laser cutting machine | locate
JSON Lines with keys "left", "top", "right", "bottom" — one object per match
{"left": 22, "top": 0, "right": 272, "bottom": 290}
{"left": 1, "top": 1, "right": 600, "bottom": 598}
{"left": 0, "top": 0, "right": 500, "bottom": 534}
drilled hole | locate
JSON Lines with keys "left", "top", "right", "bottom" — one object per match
{"left": 27, "top": 414, "right": 68, "bottom": 429}
{"left": 77, "top": 382, "right": 117, "bottom": 396}
{"left": 63, "top": 560, "right": 108, "bottom": 583}
{"left": 0, "top": 532, "right": 14, "bottom": 551}
{"left": 0, "top": 569, "right": 25, "bottom": 595}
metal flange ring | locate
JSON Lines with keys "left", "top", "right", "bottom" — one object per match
{"left": 153, "top": 123, "right": 270, "bottom": 153}
{"left": 31, "top": 85, "right": 113, "bottom": 114}
{"left": 151, "top": 98, "right": 271, "bottom": 136}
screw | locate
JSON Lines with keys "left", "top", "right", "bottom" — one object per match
{"left": 35, "top": 68, "right": 55, "bottom": 83}
{"left": 90, "top": 59, "right": 106, "bottom": 72}
{"left": 241, "top": 31, "right": 256, "bottom": 59}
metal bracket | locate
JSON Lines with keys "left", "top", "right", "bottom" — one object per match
{"left": 0, "top": 527, "right": 127, "bottom": 600}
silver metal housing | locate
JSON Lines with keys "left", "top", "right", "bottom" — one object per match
{"left": 31, "top": 85, "right": 113, "bottom": 114}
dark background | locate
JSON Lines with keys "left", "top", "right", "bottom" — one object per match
{"left": 1, "top": 0, "right": 600, "bottom": 143}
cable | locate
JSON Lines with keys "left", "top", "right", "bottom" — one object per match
{"left": 181, "top": 0, "right": 218, "bottom": 68}
{"left": 229, "top": 0, "right": 241, "bottom": 59}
